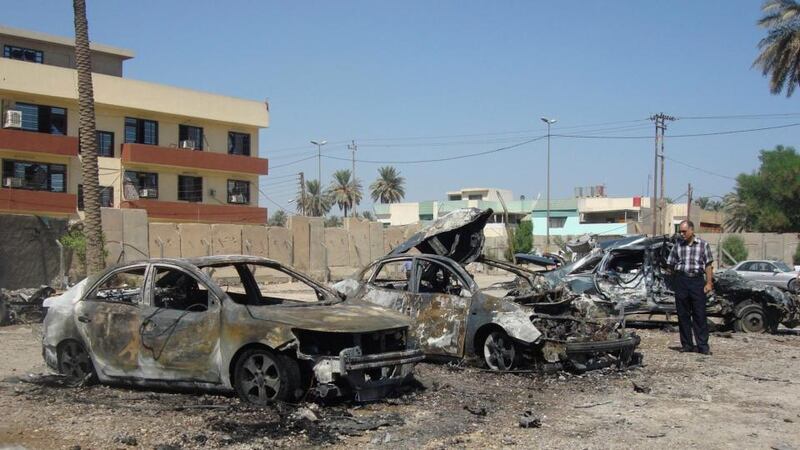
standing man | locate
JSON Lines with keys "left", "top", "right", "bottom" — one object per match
{"left": 666, "top": 220, "right": 714, "bottom": 355}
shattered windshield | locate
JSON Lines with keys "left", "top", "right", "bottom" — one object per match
{"left": 200, "top": 263, "right": 337, "bottom": 305}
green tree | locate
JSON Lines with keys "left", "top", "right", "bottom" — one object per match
{"left": 268, "top": 210, "right": 287, "bottom": 227}
{"left": 754, "top": 0, "right": 800, "bottom": 96}
{"left": 295, "top": 179, "right": 331, "bottom": 217}
{"left": 794, "top": 242, "right": 800, "bottom": 265}
{"left": 734, "top": 145, "right": 800, "bottom": 232}
{"left": 74, "top": 0, "right": 104, "bottom": 275}
{"left": 722, "top": 192, "right": 755, "bottom": 232}
{"left": 327, "top": 169, "right": 362, "bottom": 218}
{"left": 324, "top": 215, "right": 343, "bottom": 227}
{"left": 370, "top": 166, "right": 406, "bottom": 203}
{"left": 721, "top": 235, "right": 748, "bottom": 266}
{"left": 357, "top": 210, "right": 375, "bottom": 221}
{"left": 513, "top": 221, "right": 533, "bottom": 254}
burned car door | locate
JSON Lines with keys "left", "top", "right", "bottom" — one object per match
{"left": 409, "top": 258, "right": 472, "bottom": 358}
{"left": 74, "top": 265, "right": 147, "bottom": 378}
{"left": 360, "top": 258, "right": 417, "bottom": 312}
{"left": 138, "top": 264, "right": 222, "bottom": 382}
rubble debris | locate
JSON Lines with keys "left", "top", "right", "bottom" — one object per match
{"left": 0, "top": 285, "right": 54, "bottom": 325}
{"left": 771, "top": 443, "right": 797, "bottom": 450}
{"left": 646, "top": 433, "right": 666, "bottom": 438}
{"left": 518, "top": 409, "right": 542, "bottom": 428}
{"left": 573, "top": 400, "right": 612, "bottom": 409}
{"left": 632, "top": 381, "right": 652, "bottom": 394}
{"left": 464, "top": 404, "right": 488, "bottom": 416}
{"left": 113, "top": 433, "right": 138, "bottom": 446}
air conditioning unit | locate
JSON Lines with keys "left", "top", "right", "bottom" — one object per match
{"left": 3, "top": 177, "right": 23, "bottom": 188}
{"left": 229, "top": 194, "right": 245, "bottom": 203}
{"left": 139, "top": 188, "right": 156, "bottom": 198}
{"left": 3, "top": 110, "right": 22, "bottom": 129}
{"left": 179, "top": 140, "right": 196, "bottom": 149}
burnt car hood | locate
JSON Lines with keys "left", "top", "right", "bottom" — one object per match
{"left": 389, "top": 208, "right": 493, "bottom": 264}
{"left": 246, "top": 301, "right": 412, "bottom": 333}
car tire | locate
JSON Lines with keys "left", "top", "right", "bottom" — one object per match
{"left": 57, "top": 340, "right": 97, "bottom": 383}
{"left": 481, "top": 330, "right": 517, "bottom": 371}
{"left": 733, "top": 301, "right": 768, "bottom": 333}
{"left": 233, "top": 348, "right": 300, "bottom": 406}
{"left": 788, "top": 279, "right": 798, "bottom": 294}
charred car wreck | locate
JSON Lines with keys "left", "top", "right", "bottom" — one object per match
{"left": 336, "top": 208, "right": 641, "bottom": 373}
{"left": 42, "top": 256, "right": 423, "bottom": 404}
{"left": 556, "top": 235, "right": 800, "bottom": 333}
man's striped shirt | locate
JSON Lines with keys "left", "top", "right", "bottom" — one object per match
{"left": 667, "top": 236, "right": 713, "bottom": 274}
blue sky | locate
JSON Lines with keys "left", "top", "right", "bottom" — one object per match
{"left": 4, "top": 1, "right": 799, "bottom": 213}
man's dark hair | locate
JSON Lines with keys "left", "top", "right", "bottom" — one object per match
{"left": 680, "top": 219, "right": 695, "bottom": 229}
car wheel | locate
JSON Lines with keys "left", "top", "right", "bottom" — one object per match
{"left": 233, "top": 349, "right": 300, "bottom": 406}
{"left": 481, "top": 330, "right": 517, "bottom": 371}
{"left": 788, "top": 279, "right": 798, "bottom": 294}
{"left": 733, "top": 301, "right": 767, "bottom": 333}
{"left": 57, "top": 340, "right": 96, "bottom": 383}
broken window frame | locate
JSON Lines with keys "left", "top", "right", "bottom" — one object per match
{"left": 84, "top": 265, "right": 148, "bottom": 304}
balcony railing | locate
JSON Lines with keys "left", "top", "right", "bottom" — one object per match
{"left": 0, "top": 128, "right": 79, "bottom": 156}
{"left": 121, "top": 143, "right": 268, "bottom": 175}
{"left": 0, "top": 188, "right": 77, "bottom": 215}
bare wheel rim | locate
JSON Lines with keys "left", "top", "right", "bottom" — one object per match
{"left": 740, "top": 307, "right": 765, "bottom": 333}
{"left": 483, "top": 331, "right": 515, "bottom": 371}
{"left": 59, "top": 341, "right": 92, "bottom": 379}
{"left": 239, "top": 353, "right": 281, "bottom": 404}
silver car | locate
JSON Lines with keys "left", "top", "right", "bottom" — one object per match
{"left": 728, "top": 260, "right": 800, "bottom": 293}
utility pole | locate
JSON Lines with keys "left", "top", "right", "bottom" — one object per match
{"left": 348, "top": 140, "right": 357, "bottom": 182}
{"left": 687, "top": 183, "right": 693, "bottom": 225}
{"left": 540, "top": 117, "right": 557, "bottom": 250}
{"left": 311, "top": 140, "right": 327, "bottom": 184}
{"left": 299, "top": 171, "right": 306, "bottom": 216}
{"left": 649, "top": 113, "right": 675, "bottom": 236}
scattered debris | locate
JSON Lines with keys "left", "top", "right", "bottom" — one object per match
{"left": 464, "top": 404, "right": 488, "bottom": 416}
{"left": 0, "top": 285, "right": 54, "bottom": 325}
{"left": 771, "top": 443, "right": 797, "bottom": 450}
{"left": 646, "top": 433, "right": 666, "bottom": 438}
{"left": 632, "top": 381, "right": 652, "bottom": 393}
{"left": 113, "top": 433, "right": 138, "bottom": 446}
{"left": 574, "top": 400, "right": 612, "bottom": 409}
{"left": 519, "top": 410, "right": 542, "bottom": 428}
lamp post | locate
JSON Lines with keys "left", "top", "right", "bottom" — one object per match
{"left": 540, "top": 117, "right": 557, "bottom": 250}
{"left": 311, "top": 139, "right": 327, "bottom": 184}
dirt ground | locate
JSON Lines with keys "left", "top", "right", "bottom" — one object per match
{"left": 1, "top": 323, "right": 799, "bottom": 450}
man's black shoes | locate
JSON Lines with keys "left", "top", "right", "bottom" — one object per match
{"left": 679, "top": 346, "right": 697, "bottom": 353}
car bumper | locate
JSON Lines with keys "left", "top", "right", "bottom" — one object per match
{"left": 312, "top": 347, "right": 425, "bottom": 401}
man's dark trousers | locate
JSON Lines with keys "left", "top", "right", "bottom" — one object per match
{"left": 673, "top": 273, "right": 710, "bottom": 352}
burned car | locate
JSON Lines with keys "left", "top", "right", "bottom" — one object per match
{"left": 559, "top": 236, "right": 800, "bottom": 333}
{"left": 42, "top": 256, "right": 423, "bottom": 404}
{"left": 336, "top": 208, "right": 640, "bottom": 372}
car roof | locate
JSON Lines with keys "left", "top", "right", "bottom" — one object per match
{"left": 105, "top": 255, "right": 285, "bottom": 271}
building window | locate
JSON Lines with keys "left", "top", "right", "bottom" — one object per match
{"left": 3, "top": 45, "right": 43, "bottom": 63}
{"left": 2, "top": 159, "right": 66, "bottom": 192}
{"left": 178, "top": 175, "right": 202, "bottom": 202}
{"left": 228, "top": 132, "right": 250, "bottom": 156}
{"left": 548, "top": 217, "right": 567, "bottom": 228}
{"left": 467, "top": 194, "right": 482, "bottom": 200}
{"left": 96, "top": 131, "right": 114, "bottom": 157}
{"left": 124, "top": 117, "right": 158, "bottom": 145}
{"left": 78, "top": 185, "right": 114, "bottom": 210}
{"left": 419, "top": 214, "right": 434, "bottom": 221}
{"left": 15, "top": 102, "right": 67, "bottom": 135}
{"left": 227, "top": 180, "right": 250, "bottom": 204}
{"left": 124, "top": 171, "right": 158, "bottom": 198}
{"left": 178, "top": 125, "right": 203, "bottom": 150}
{"left": 447, "top": 195, "right": 461, "bottom": 201}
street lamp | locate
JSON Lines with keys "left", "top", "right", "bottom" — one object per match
{"left": 540, "top": 117, "right": 557, "bottom": 250}
{"left": 311, "top": 140, "right": 327, "bottom": 183}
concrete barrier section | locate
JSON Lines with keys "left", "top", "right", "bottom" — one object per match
{"left": 179, "top": 223, "right": 213, "bottom": 257}
{"left": 149, "top": 223, "right": 181, "bottom": 258}
{"left": 242, "top": 225, "right": 269, "bottom": 257}
{"left": 211, "top": 224, "right": 243, "bottom": 255}
{"left": 288, "top": 216, "right": 310, "bottom": 271}
{"left": 267, "top": 226, "right": 292, "bottom": 266}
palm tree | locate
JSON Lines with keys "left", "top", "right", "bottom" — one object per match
{"left": 754, "top": 0, "right": 800, "bottom": 96}
{"left": 695, "top": 197, "right": 711, "bottom": 210}
{"left": 73, "top": 0, "right": 104, "bottom": 275}
{"left": 295, "top": 179, "right": 331, "bottom": 217}
{"left": 327, "top": 169, "right": 362, "bottom": 217}
{"left": 723, "top": 192, "right": 755, "bottom": 232}
{"left": 370, "top": 166, "right": 406, "bottom": 203}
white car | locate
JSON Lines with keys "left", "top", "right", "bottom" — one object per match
{"left": 728, "top": 260, "right": 799, "bottom": 293}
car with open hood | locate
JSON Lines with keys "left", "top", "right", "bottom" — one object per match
{"left": 335, "top": 208, "right": 641, "bottom": 372}
{"left": 42, "top": 256, "right": 423, "bottom": 405}
{"left": 559, "top": 236, "right": 800, "bottom": 333}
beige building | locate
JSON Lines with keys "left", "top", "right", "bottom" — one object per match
{"left": 0, "top": 25, "right": 270, "bottom": 224}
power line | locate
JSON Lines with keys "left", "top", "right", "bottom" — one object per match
{"left": 664, "top": 156, "right": 737, "bottom": 180}
{"left": 677, "top": 112, "right": 800, "bottom": 120}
